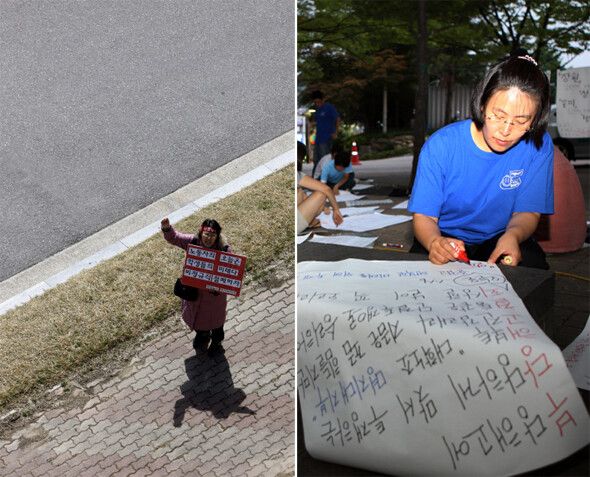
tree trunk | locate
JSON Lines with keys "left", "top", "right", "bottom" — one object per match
{"left": 409, "top": 0, "right": 427, "bottom": 192}
{"left": 383, "top": 85, "right": 388, "bottom": 134}
{"left": 444, "top": 68, "right": 455, "bottom": 125}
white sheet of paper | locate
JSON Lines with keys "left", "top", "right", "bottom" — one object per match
{"left": 297, "top": 232, "right": 312, "bottom": 245}
{"left": 320, "top": 213, "right": 412, "bottom": 232}
{"left": 334, "top": 190, "right": 365, "bottom": 202}
{"left": 393, "top": 199, "right": 409, "bottom": 209}
{"left": 339, "top": 206, "right": 380, "bottom": 217}
{"left": 297, "top": 259, "right": 589, "bottom": 476}
{"left": 562, "top": 316, "right": 590, "bottom": 390}
{"left": 345, "top": 199, "right": 393, "bottom": 207}
{"left": 309, "top": 234, "right": 377, "bottom": 249}
{"left": 352, "top": 184, "right": 374, "bottom": 191}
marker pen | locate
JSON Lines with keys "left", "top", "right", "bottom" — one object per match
{"left": 449, "top": 241, "right": 470, "bottom": 264}
{"left": 383, "top": 243, "right": 404, "bottom": 248}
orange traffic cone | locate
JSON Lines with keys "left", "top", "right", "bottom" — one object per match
{"left": 351, "top": 141, "right": 361, "bottom": 165}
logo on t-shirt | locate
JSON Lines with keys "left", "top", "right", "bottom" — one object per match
{"left": 499, "top": 169, "right": 524, "bottom": 190}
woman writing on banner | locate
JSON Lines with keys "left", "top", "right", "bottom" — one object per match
{"left": 408, "top": 52, "right": 554, "bottom": 269}
{"left": 297, "top": 140, "right": 344, "bottom": 233}
{"left": 161, "top": 217, "right": 231, "bottom": 354}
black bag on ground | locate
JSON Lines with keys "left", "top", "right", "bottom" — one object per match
{"left": 173, "top": 236, "right": 200, "bottom": 301}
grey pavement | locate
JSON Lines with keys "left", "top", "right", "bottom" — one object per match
{"left": 0, "top": 0, "right": 294, "bottom": 282}
{"left": 0, "top": 133, "right": 293, "bottom": 313}
{"left": 0, "top": 277, "right": 295, "bottom": 476}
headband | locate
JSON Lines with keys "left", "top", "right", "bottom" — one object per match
{"left": 201, "top": 225, "right": 218, "bottom": 234}
{"left": 517, "top": 55, "right": 538, "bottom": 66}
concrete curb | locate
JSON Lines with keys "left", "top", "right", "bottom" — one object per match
{"left": 0, "top": 131, "right": 294, "bottom": 315}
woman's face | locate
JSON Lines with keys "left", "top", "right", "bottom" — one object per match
{"left": 201, "top": 230, "right": 217, "bottom": 248}
{"left": 477, "top": 87, "right": 538, "bottom": 153}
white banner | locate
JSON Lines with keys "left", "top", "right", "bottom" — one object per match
{"left": 297, "top": 259, "right": 589, "bottom": 476}
{"left": 556, "top": 67, "right": 590, "bottom": 138}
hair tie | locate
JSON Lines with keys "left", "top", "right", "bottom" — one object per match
{"left": 517, "top": 55, "right": 538, "bottom": 66}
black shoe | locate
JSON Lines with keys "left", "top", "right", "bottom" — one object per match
{"left": 208, "top": 342, "right": 224, "bottom": 356}
{"left": 193, "top": 334, "right": 210, "bottom": 351}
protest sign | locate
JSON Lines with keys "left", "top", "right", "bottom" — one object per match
{"left": 182, "top": 245, "right": 246, "bottom": 297}
{"left": 556, "top": 67, "right": 590, "bottom": 138}
{"left": 297, "top": 259, "right": 589, "bottom": 476}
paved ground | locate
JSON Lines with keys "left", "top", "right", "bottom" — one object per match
{"left": 0, "top": 276, "right": 294, "bottom": 476}
{"left": 0, "top": 0, "right": 294, "bottom": 282}
{"left": 298, "top": 157, "right": 589, "bottom": 476}
{"left": 0, "top": 134, "right": 293, "bottom": 310}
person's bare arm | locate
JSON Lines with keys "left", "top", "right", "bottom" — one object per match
{"left": 332, "top": 117, "right": 341, "bottom": 138}
{"left": 333, "top": 172, "right": 350, "bottom": 195}
{"left": 487, "top": 212, "right": 541, "bottom": 266}
{"left": 299, "top": 175, "right": 343, "bottom": 226}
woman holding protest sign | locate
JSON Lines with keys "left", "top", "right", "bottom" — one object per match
{"left": 161, "top": 217, "right": 231, "bottom": 354}
{"left": 408, "top": 51, "right": 554, "bottom": 269}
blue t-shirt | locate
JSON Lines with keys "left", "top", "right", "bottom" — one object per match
{"left": 315, "top": 103, "right": 340, "bottom": 143}
{"left": 320, "top": 160, "right": 353, "bottom": 184}
{"left": 408, "top": 120, "right": 554, "bottom": 244}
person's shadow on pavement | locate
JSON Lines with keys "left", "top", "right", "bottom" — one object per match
{"left": 173, "top": 350, "right": 255, "bottom": 427}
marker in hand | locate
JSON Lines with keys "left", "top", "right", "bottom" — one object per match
{"left": 450, "top": 241, "right": 470, "bottom": 264}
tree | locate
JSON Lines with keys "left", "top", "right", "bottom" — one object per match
{"left": 410, "top": 0, "right": 428, "bottom": 192}
{"left": 474, "top": 0, "right": 590, "bottom": 66}
{"left": 298, "top": 0, "right": 590, "bottom": 190}
{"left": 298, "top": 0, "right": 413, "bottom": 133}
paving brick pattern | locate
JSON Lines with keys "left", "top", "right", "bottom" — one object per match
{"left": 0, "top": 278, "right": 295, "bottom": 476}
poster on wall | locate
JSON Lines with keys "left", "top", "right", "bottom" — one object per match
{"left": 182, "top": 245, "right": 246, "bottom": 297}
{"left": 556, "top": 67, "right": 590, "bottom": 138}
{"left": 297, "top": 259, "right": 589, "bottom": 476}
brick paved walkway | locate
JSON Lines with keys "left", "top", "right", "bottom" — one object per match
{"left": 0, "top": 278, "right": 295, "bottom": 476}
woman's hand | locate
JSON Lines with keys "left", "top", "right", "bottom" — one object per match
{"left": 488, "top": 233, "right": 521, "bottom": 266}
{"left": 413, "top": 214, "right": 464, "bottom": 265}
{"left": 332, "top": 209, "right": 344, "bottom": 226}
{"left": 161, "top": 218, "right": 170, "bottom": 230}
{"left": 429, "top": 237, "right": 466, "bottom": 265}
{"left": 487, "top": 212, "right": 539, "bottom": 266}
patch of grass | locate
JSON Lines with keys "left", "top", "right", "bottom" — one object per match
{"left": 0, "top": 165, "right": 294, "bottom": 408}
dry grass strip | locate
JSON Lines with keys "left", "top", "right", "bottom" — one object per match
{"left": 0, "top": 165, "right": 294, "bottom": 407}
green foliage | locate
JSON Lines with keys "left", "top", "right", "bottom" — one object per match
{"left": 298, "top": 0, "right": 590, "bottom": 132}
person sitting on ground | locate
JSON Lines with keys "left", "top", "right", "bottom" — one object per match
{"left": 297, "top": 141, "right": 343, "bottom": 233}
{"left": 408, "top": 51, "right": 554, "bottom": 269}
{"left": 161, "top": 217, "right": 231, "bottom": 354}
{"left": 320, "top": 150, "right": 356, "bottom": 195}
{"left": 313, "top": 143, "right": 343, "bottom": 180}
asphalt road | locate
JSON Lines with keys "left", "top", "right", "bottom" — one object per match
{"left": 0, "top": 0, "right": 294, "bottom": 282}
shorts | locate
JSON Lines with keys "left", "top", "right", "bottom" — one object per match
{"left": 297, "top": 208, "right": 309, "bottom": 234}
